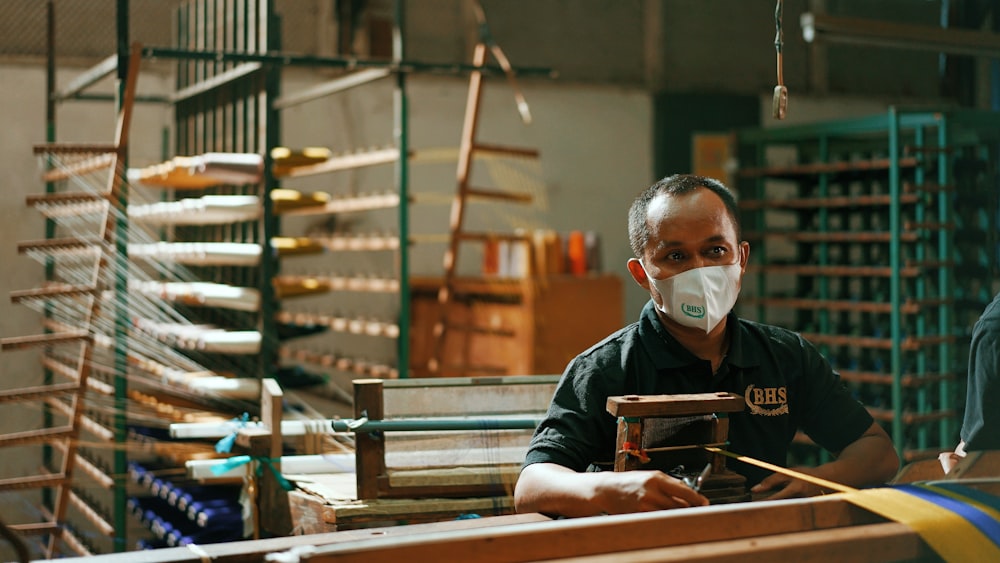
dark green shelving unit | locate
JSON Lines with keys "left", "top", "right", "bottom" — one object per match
{"left": 735, "top": 108, "right": 1000, "bottom": 464}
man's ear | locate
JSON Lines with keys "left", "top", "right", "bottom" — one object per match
{"left": 626, "top": 258, "right": 650, "bottom": 289}
{"left": 739, "top": 241, "right": 751, "bottom": 273}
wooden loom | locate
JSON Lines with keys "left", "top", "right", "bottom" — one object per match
{"left": 212, "top": 375, "right": 559, "bottom": 533}
{"left": 51, "top": 451, "right": 1000, "bottom": 563}
{"left": 609, "top": 391, "right": 750, "bottom": 504}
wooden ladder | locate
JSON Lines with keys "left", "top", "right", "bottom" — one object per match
{"left": 0, "top": 43, "right": 141, "bottom": 558}
{"left": 427, "top": 4, "right": 539, "bottom": 377}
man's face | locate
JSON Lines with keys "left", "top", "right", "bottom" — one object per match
{"left": 636, "top": 188, "right": 747, "bottom": 286}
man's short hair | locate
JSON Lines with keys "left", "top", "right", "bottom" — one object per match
{"left": 628, "top": 174, "right": 741, "bottom": 259}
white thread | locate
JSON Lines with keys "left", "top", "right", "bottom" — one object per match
{"left": 264, "top": 545, "right": 317, "bottom": 563}
{"left": 186, "top": 542, "right": 212, "bottom": 563}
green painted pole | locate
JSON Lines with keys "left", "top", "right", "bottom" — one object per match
{"left": 395, "top": 0, "right": 411, "bottom": 378}
{"left": 888, "top": 107, "right": 903, "bottom": 453}
{"left": 113, "top": 0, "right": 130, "bottom": 551}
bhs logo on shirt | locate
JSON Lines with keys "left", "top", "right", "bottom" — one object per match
{"left": 681, "top": 303, "right": 705, "bottom": 318}
{"left": 745, "top": 384, "right": 789, "bottom": 416}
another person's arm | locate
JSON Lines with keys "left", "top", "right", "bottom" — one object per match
{"left": 514, "top": 462, "right": 708, "bottom": 516}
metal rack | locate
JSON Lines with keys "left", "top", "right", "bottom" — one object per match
{"left": 735, "top": 108, "right": 1000, "bottom": 463}
{"left": 0, "top": 1, "right": 557, "bottom": 554}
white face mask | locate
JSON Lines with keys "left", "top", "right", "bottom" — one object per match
{"left": 643, "top": 262, "right": 742, "bottom": 333}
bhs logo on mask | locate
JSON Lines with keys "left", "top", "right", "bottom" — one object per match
{"left": 680, "top": 303, "right": 705, "bottom": 319}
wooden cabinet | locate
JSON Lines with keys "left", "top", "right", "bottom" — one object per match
{"left": 409, "top": 275, "right": 624, "bottom": 377}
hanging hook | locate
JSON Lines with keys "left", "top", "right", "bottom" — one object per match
{"left": 772, "top": 0, "right": 788, "bottom": 119}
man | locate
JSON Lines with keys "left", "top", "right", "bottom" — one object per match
{"left": 514, "top": 174, "right": 899, "bottom": 517}
{"left": 941, "top": 290, "right": 1000, "bottom": 471}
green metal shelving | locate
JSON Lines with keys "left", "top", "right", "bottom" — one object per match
{"left": 735, "top": 108, "right": 1000, "bottom": 464}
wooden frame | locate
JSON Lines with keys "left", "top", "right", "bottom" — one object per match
{"left": 607, "top": 392, "right": 749, "bottom": 503}
{"left": 353, "top": 375, "right": 557, "bottom": 500}
{"left": 72, "top": 453, "right": 1000, "bottom": 563}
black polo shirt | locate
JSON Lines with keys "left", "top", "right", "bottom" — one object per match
{"left": 524, "top": 300, "right": 874, "bottom": 486}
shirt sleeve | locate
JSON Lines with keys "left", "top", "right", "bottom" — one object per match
{"left": 961, "top": 313, "right": 1000, "bottom": 450}
{"left": 523, "top": 352, "right": 621, "bottom": 471}
{"left": 793, "top": 334, "right": 875, "bottom": 454}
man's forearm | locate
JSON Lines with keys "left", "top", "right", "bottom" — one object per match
{"left": 816, "top": 428, "right": 899, "bottom": 489}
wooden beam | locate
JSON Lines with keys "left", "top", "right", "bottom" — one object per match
{"left": 300, "top": 497, "right": 892, "bottom": 563}
{"left": 354, "top": 379, "right": 387, "bottom": 500}
{"left": 607, "top": 392, "right": 745, "bottom": 418}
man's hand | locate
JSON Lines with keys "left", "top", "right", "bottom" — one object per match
{"left": 592, "top": 470, "right": 710, "bottom": 514}
{"left": 751, "top": 466, "right": 828, "bottom": 500}
{"left": 514, "top": 463, "right": 709, "bottom": 517}
{"left": 750, "top": 421, "right": 899, "bottom": 501}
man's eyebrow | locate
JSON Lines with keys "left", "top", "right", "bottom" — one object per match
{"left": 656, "top": 234, "right": 729, "bottom": 250}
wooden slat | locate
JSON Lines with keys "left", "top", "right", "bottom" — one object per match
{"left": 300, "top": 497, "right": 890, "bottom": 563}
{"left": 277, "top": 192, "right": 401, "bottom": 216}
{"left": 439, "top": 322, "right": 516, "bottom": 337}
{"left": 44, "top": 397, "right": 114, "bottom": 441}
{"left": 0, "top": 382, "right": 80, "bottom": 403}
{"left": 799, "top": 332, "right": 954, "bottom": 351}
{"left": 39, "top": 154, "right": 115, "bottom": 182}
{"left": 32, "top": 142, "right": 119, "bottom": 155}
{"left": 58, "top": 525, "right": 93, "bottom": 557}
{"left": 472, "top": 142, "right": 540, "bottom": 159}
{"left": 466, "top": 187, "right": 534, "bottom": 203}
{"left": 436, "top": 363, "right": 509, "bottom": 376}
{"left": 457, "top": 231, "right": 532, "bottom": 243}
{"left": 0, "top": 472, "right": 69, "bottom": 492}
{"left": 51, "top": 441, "right": 115, "bottom": 489}
{"left": 71, "top": 513, "right": 551, "bottom": 563}
{"left": 740, "top": 297, "right": 916, "bottom": 314}
{"left": 868, "top": 406, "right": 955, "bottom": 425}
{"left": 276, "top": 147, "right": 400, "bottom": 178}
{"left": 40, "top": 354, "right": 83, "bottom": 380}
{"left": 607, "top": 392, "right": 745, "bottom": 418}
{"left": 0, "top": 330, "right": 90, "bottom": 351}
{"left": 68, "top": 490, "right": 115, "bottom": 536}
{"left": 26, "top": 192, "right": 108, "bottom": 206}
{"left": 742, "top": 230, "right": 920, "bottom": 243}
{"left": 9, "top": 521, "right": 61, "bottom": 535}
{"left": 17, "top": 236, "right": 96, "bottom": 253}
{"left": 740, "top": 192, "right": 919, "bottom": 210}
{"left": 745, "top": 264, "right": 922, "bottom": 278}
{"left": 839, "top": 370, "right": 953, "bottom": 387}
{"left": 10, "top": 284, "right": 98, "bottom": 303}
{"left": 536, "top": 522, "right": 928, "bottom": 563}
{"left": 0, "top": 425, "right": 75, "bottom": 448}
{"left": 738, "top": 156, "right": 918, "bottom": 178}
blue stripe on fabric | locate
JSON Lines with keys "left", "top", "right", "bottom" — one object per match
{"left": 895, "top": 484, "right": 1000, "bottom": 549}
{"left": 924, "top": 482, "right": 1000, "bottom": 514}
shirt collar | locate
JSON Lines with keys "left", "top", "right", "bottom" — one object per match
{"left": 638, "top": 300, "right": 761, "bottom": 370}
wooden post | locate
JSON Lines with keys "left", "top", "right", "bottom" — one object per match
{"left": 354, "top": 379, "right": 387, "bottom": 499}
{"left": 238, "top": 378, "right": 293, "bottom": 536}
{"left": 614, "top": 415, "right": 644, "bottom": 472}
